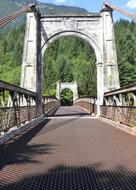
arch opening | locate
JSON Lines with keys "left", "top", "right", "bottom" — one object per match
{"left": 42, "top": 35, "right": 97, "bottom": 102}
{"left": 42, "top": 31, "right": 102, "bottom": 64}
{"left": 60, "top": 88, "right": 73, "bottom": 106}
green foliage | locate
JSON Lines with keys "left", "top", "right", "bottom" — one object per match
{"left": 55, "top": 55, "right": 73, "bottom": 82}
{"left": 0, "top": 25, "right": 25, "bottom": 85}
{"left": 61, "top": 89, "right": 73, "bottom": 106}
{"left": 115, "top": 19, "right": 136, "bottom": 86}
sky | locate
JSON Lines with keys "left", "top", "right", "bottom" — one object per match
{"left": 38, "top": 0, "right": 136, "bottom": 21}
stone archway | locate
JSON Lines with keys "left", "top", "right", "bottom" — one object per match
{"left": 56, "top": 81, "right": 78, "bottom": 102}
{"left": 20, "top": 4, "right": 120, "bottom": 114}
{"left": 41, "top": 31, "right": 102, "bottom": 64}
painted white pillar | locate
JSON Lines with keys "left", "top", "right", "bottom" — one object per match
{"left": 56, "top": 81, "right": 61, "bottom": 101}
{"left": 73, "top": 81, "right": 79, "bottom": 101}
{"left": 96, "top": 62, "right": 104, "bottom": 116}
{"left": 20, "top": 11, "right": 37, "bottom": 92}
{"left": 101, "top": 5, "right": 120, "bottom": 92}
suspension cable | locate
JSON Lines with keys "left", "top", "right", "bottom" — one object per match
{"left": 0, "top": 4, "right": 36, "bottom": 28}
{"left": 104, "top": 1, "right": 136, "bottom": 21}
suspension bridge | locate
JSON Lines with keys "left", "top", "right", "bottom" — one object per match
{"left": 0, "top": 2, "right": 136, "bottom": 189}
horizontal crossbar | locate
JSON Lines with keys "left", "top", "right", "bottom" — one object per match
{"left": 0, "top": 80, "right": 36, "bottom": 97}
{"left": 105, "top": 84, "right": 136, "bottom": 96}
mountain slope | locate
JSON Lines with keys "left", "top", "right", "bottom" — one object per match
{"left": 0, "top": 0, "right": 88, "bottom": 31}
{"left": 0, "top": 0, "right": 88, "bottom": 18}
{"left": 38, "top": 2, "right": 88, "bottom": 15}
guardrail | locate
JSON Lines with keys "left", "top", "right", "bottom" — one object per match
{"left": 74, "top": 96, "right": 97, "bottom": 114}
{"left": 43, "top": 96, "right": 60, "bottom": 114}
{"left": 101, "top": 84, "right": 136, "bottom": 127}
{"left": 0, "top": 81, "right": 60, "bottom": 134}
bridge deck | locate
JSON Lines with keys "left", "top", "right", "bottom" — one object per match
{"left": 52, "top": 106, "right": 91, "bottom": 117}
{"left": 0, "top": 106, "right": 136, "bottom": 190}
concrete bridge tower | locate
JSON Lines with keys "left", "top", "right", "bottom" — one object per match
{"left": 20, "top": 4, "right": 120, "bottom": 114}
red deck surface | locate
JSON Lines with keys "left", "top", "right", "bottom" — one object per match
{"left": 0, "top": 106, "right": 136, "bottom": 190}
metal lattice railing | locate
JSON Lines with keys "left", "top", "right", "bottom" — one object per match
{"left": 101, "top": 84, "right": 136, "bottom": 127}
{"left": 0, "top": 80, "right": 60, "bottom": 134}
{"left": 74, "top": 96, "right": 97, "bottom": 114}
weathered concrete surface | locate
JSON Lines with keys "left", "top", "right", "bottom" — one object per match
{"left": 41, "top": 9, "right": 120, "bottom": 104}
{"left": 1, "top": 106, "right": 136, "bottom": 189}
{"left": 20, "top": 12, "right": 38, "bottom": 92}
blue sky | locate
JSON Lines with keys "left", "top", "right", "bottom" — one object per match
{"left": 38, "top": 0, "right": 136, "bottom": 21}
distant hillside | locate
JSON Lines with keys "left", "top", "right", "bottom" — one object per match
{"left": 0, "top": 0, "right": 19, "bottom": 17}
{"left": 0, "top": 0, "right": 88, "bottom": 31}
{"left": 0, "top": 0, "right": 26, "bottom": 31}
{"left": 38, "top": 2, "right": 88, "bottom": 15}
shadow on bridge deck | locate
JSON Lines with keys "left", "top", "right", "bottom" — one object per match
{"left": 1, "top": 163, "right": 136, "bottom": 190}
{"left": 0, "top": 119, "right": 52, "bottom": 170}
{"left": 49, "top": 106, "right": 91, "bottom": 117}
{"left": 1, "top": 111, "right": 136, "bottom": 189}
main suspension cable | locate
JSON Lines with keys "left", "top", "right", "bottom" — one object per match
{"left": 0, "top": 4, "right": 36, "bottom": 28}
{"left": 104, "top": 1, "right": 136, "bottom": 21}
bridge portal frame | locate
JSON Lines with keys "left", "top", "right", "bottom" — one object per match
{"left": 56, "top": 81, "right": 78, "bottom": 103}
{"left": 20, "top": 4, "right": 120, "bottom": 115}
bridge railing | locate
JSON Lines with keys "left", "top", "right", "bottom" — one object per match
{"left": 43, "top": 96, "right": 60, "bottom": 114}
{"left": 100, "top": 84, "right": 136, "bottom": 127}
{"left": 74, "top": 96, "right": 97, "bottom": 114}
{"left": 0, "top": 81, "right": 60, "bottom": 134}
